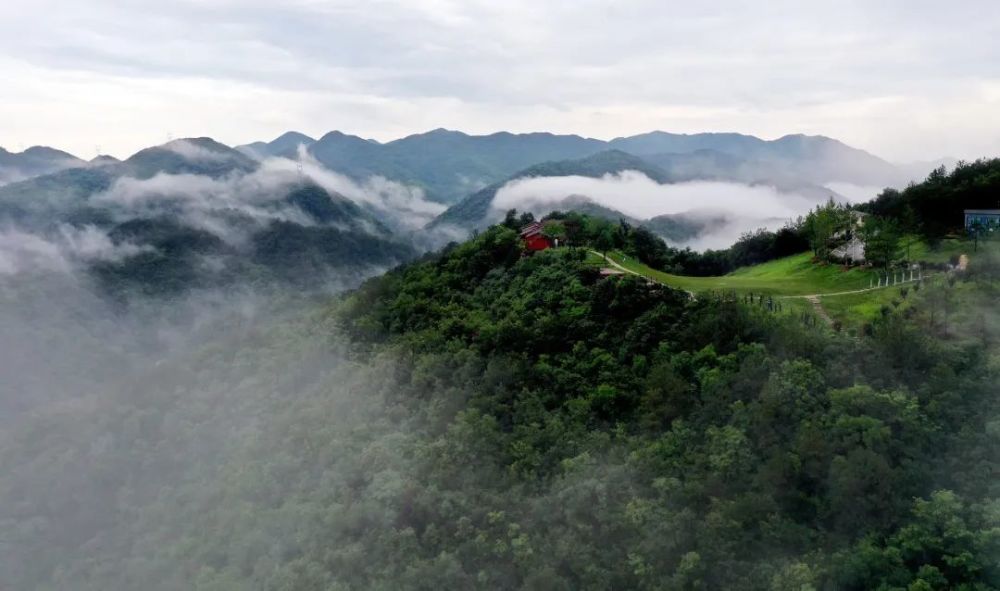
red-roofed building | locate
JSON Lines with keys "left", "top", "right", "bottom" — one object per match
{"left": 519, "top": 222, "right": 552, "bottom": 251}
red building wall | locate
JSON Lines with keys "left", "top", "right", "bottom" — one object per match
{"left": 523, "top": 234, "right": 552, "bottom": 251}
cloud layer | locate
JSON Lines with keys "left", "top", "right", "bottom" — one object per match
{"left": 0, "top": 149, "right": 441, "bottom": 275}
{"left": 0, "top": 224, "right": 148, "bottom": 275}
{"left": 492, "top": 171, "right": 814, "bottom": 250}
{"left": 90, "top": 151, "right": 443, "bottom": 240}
{"left": 1, "top": 1, "right": 999, "bottom": 161}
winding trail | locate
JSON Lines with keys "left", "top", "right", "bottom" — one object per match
{"left": 592, "top": 251, "right": 643, "bottom": 279}
{"left": 591, "top": 251, "right": 697, "bottom": 298}
{"left": 774, "top": 278, "right": 925, "bottom": 300}
{"left": 805, "top": 295, "right": 835, "bottom": 326}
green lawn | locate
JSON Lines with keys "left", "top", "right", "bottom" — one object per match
{"left": 821, "top": 287, "right": 913, "bottom": 329}
{"left": 598, "top": 251, "right": 879, "bottom": 296}
{"left": 583, "top": 239, "right": 995, "bottom": 332}
{"left": 903, "top": 236, "right": 968, "bottom": 264}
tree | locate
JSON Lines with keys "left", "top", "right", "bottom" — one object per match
{"left": 595, "top": 227, "right": 614, "bottom": 260}
{"left": 862, "top": 216, "right": 902, "bottom": 272}
{"left": 804, "top": 199, "right": 851, "bottom": 260}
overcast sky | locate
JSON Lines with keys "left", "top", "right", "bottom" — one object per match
{"left": 2, "top": 0, "right": 998, "bottom": 162}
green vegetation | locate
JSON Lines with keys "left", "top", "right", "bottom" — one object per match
{"left": 863, "top": 158, "right": 1000, "bottom": 242}
{"left": 599, "top": 250, "right": 873, "bottom": 296}
{"left": 802, "top": 198, "right": 855, "bottom": 260}
{"left": 2, "top": 219, "right": 998, "bottom": 590}
{"left": 821, "top": 287, "right": 909, "bottom": 331}
{"left": 905, "top": 237, "right": 968, "bottom": 265}
{"left": 3, "top": 138, "right": 1000, "bottom": 590}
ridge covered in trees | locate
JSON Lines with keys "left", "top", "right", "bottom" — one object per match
{"left": 1, "top": 218, "right": 997, "bottom": 589}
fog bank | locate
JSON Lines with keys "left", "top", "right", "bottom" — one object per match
{"left": 492, "top": 170, "right": 816, "bottom": 250}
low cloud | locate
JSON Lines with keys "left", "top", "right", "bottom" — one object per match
{"left": 0, "top": 224, "right": 149, "bottom": 275}
{"left": 292, "top": 147, "right": 446, "bottom": 230}
{"left": 824, "top": 182, "right": 884, "bottom": 203}
{"left": 492, "top": 170, "right": 814, "bottom": 250}
{"left": 93, "top": 168, "right": 316, "bottom": 244}
{"left": 162, "top": 139, "right": 240, "bottom": 163}
{"left": 91, "top": 150, "right": 445, "bottom": 241}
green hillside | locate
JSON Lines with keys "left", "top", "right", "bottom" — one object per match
{"left": 598, "top": 251, "right": 875, "bottom": 296}
{"left": 2, "top": 219, "right": 998, "bottom": 590}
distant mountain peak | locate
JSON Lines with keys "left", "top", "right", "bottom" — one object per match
{"left": 316, "top": 130, "right": 373, "bottom": 144}
{"left": 0, "top": 144, "right": 85, "bottom": 186}
{"left": 90, "top": 154, "right": 120, "bottom": 165}
{"left": 398, "top": 128, "right": 469, "bottom": 142}
{"left": 124, "top": 137, "right": 258, "bottom": 179}
{"left": 272, "top": 131, "right": 315, "bottom": 144}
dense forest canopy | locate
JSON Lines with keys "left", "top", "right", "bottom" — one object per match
{"left": 861, "top": 158, "right": 1000, "bottom": 242}
{"left": 3, "top": 214, "right": 997, "bottom": 590}
{"left": 2, "top": 132, "right": 1000, "bottom": 591}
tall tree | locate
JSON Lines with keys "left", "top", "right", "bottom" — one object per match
{"left": 804, "top": 199, "right": 850, "bottom": 260}
{"left": 863, "top": 216, "right": 902, "bottom": 272}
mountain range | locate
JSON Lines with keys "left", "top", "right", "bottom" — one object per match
{"left": 0, "top": 128, "right": 945, "bottom": 295}
{"left": 232, "top": 129, "right": 911, "bottom": 205}
{"left": 0, "top": 138, "right": 415, "bottom": 296}
{"left": 3, "top": 129, "right": 918, "bottom": 204}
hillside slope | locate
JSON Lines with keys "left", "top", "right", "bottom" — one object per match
{"left": 1, "top": 223, "right": 996, "bottom": 590}
{"left": 431, "top": 150, "right": 670, "bottom": 229}
{"left": 238, "top": 128, "right": 904, "bottom": 205}
{"left": 305, "top": 129, "right": 607, "bottom": 203}
{"left": 0, "top": 139, "right": 418, "bottom": 296}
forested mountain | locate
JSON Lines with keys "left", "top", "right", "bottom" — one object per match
{"left": 610, "top": 131, "right": 904, "bottom": 187}
{"left": 237, "top": 131, "right": 317, "bottom": 159}
{"left": 300, "top": 129, "right": 607, "bottom": 204}
{"left": 0, "top": 138, "right": 417, "bottom": 297}
{"left": 0, "top": 145, "right": 85, "bottom": 185}
{"left": 121, "top": 137, "right": 259, "bottom": 179}
{"left": 641, "top": 149, "right": 848, "bottom": 202}
{"left": 432, "top": 150, "right": 670, "bottom": 229}
{"left": 230, "top": 128, "right": 907, "bottom": 205}
{"left": 2, "top": 217, "right": 996, "bottom": 590}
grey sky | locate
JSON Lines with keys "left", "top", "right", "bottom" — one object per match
{"left": 2, "top": 0, "right": 998, "bottom": 161}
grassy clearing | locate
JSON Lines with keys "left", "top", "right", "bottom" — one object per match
{"left": 904, "top": 236, "right": 968, "bottom": 264}
{"left": 584, "top": 250, "right": 609, "bottom": 266}
{"left": 584, "top": 239, "right": 1000, "bottom": 336}
{"left": 821, "top": 287, "right": 913, "bottom": 330}
{"left": 597, "top": 251, "right": 877, "bottom": 296}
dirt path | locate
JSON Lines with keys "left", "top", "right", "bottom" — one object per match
{"left": 777, "top": 282, "right": 914, "bottom": 300}
{"left": 592, "top": 251, "right": 696, "bottom": 298}
{"left": 805, "top": 295, "right": 834, "bottom": 326}
{"left": 592, "top": 251, "right": 643, "bottom": 279}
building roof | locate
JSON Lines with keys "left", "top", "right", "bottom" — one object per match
{"left": 964, "top": 209, "right": 1000, "bottom": 215}
{"left": 519, "top": 222, "right": 543, "bottom": 238}
{"left": 831, "top": 236, "right": 866, "bottom": 262}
